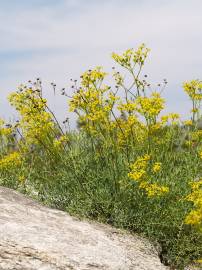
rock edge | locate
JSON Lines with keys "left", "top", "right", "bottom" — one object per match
{"left": 0, "top": 186, "right": 169, "bottom": 270}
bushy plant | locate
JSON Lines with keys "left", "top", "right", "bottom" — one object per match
{"left": 0, "top": 44, "right": 201, "bottom": 269}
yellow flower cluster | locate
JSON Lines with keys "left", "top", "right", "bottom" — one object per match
{"left": 0, "top": 118, "right": 12, "bottom": 136}
{"left": 183, "top": 80, "right": 202, "bottom": 101}
{"left": 8, "top": 88, "right": 47, "bottom": 114}
{"left": 69, "top": 67, "right": 117, "bottom": 135}
{"left": 128, "top": 154, "right": 150, "bottom": 181}
{"left": 192, "top": 130, "right": 202, "bottom": 140}
{"left": 128, "top": 154, "right": 150, "bottom": 176}
{"left": 20, "top": 112, "right": 54, "bottom": 145}
{"left": 18, "top": 175, "right": 26, "bottom": 183}
{"left": 53, "top": 135, "right": 69, "bottom": 149}
{"left": 149, "top": 122, "right": 163, "bottom": 135}
{"left": 185, "top": 179, "right": 202, "bottom": 229}
{"left": 112, "top": 43, "right": 150, "bottom": 68}
{"left": 139, "top": 181, "right": 169, "bottom": 197}
{"left": 81, "top": 66, "right": 107, "bottom": 88}
{"left": 112, "top": 71, "right": 124, "bottom": 86}
{"left": 183, "top": 120, "right": 193, "bottom": 126}
{"left": 161, "top": 113, "right": 180, "bottom": 124}
{"left": 153, "top": 162, "right": 162, "bottom": 173}
{"left": 69, "top": 45, "right": 183, "bottom": 149}
{"left": 0, "top": 151, "right": 22, "bottom": 170}
{"left": 116, "top": 115, "right": 145, "bottom": 146}
{"left": 196, "top": 258, "right": 202, "bottom": 264}
{"left": 191, "top": 108, "right": 199, "bottom": 113}
{"left": 117, "top": 101, "right": 137, "bottom": 113}
{"left": 8, "top": 87, "right": 55, "bottom": 146}
{"left": 136, "top": 92, "right": 165, "bottom": 119}
{"left": 128, "top": 155, "right": 168, "bottom": 197}
{"left": 1, "top": 127, "right": 12, "bottom": 136}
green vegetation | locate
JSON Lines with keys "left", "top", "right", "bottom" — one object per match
{"left": 0, "top": 44, "right": 202, "bottom": 269}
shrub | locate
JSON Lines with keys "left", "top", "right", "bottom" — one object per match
{"left": 0, "top": 44, "right": 202, "bottom": 269}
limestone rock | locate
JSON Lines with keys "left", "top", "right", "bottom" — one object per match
{"left": 0, "top": 186, "right": 168, "bottom": 270}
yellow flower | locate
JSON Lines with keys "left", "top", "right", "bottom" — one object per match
{"left": 185, "top": 179, "right": 202, "bottom": 228}
{"left": 136, "top": 92, "right": 165, "bottom": 118}
{"left": 196, "top": 258, "right": 202, "bottom": 264}
{"left": 191, "top": 108, "right": 199, "bottom": 113}
{"left": 18, "top": 175, "right": 26, "bottom": 183}
{"left": 0, "top": 118, "right": 5, "bottom": 126}
{"left": 112, "top": 44, "right": 150, "bottom": 68}
{"left": 128, "top": 154, "right": 150, "bottom": 181}
{"left": 183, "top": 120, "right": 193, "bottom": 126}
{"left": 128, "top": 155, "right": 168, "bottom": 198}
{"left": 128, "top": 169, "right": 146, "bottom": 181}
{"left": 170, "top": 113, "right": 180, "bottom": 120}
{"left": 81, "top": 67, "right": 107, "bottom": 88}
{"left": 53, "top": 135, "right": 69, "bottom": 149}
{"left": 117, "top": 101, "right": 137, "bottom": 112}
{"left": 183, "top": 80, "right": 202, "bottom": 101}
{"left": 161, "top": 113, "right": 180, "bottom": 124}
{"left": 0, "top": 152, "right": 22, "bottom": 170}
{"left": 1, "top": 127, "right": 12, "bottom": 136}
{"left": 8, "top": 87, "right": 57, "bottom": 148}
{"left": 153, "top": 162, "right": 162, "bottom": 173}
{"left": 139, "top": 182, "right": 169, "bottom": 197}
{"left": 199, "top": 150, "right": 202, "bottom": 159}
{"left": 143, "top": 183, "right": 169, "bottom": 197}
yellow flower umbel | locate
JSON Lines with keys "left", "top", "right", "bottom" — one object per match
{"left": 8, "top": 86, "right": 55, "bottom": 148}
{"left": 0, "top": 118, "right": 13, "bottom": 136}
{"left": 128, "top": 155, "right": 169, "bottom": 197}
{"left": 0, "top": 151, "right": 22, "bottom": 170}
{"left": 136, "top": 92, "right": 165, "bottom": 123}
{"left": 183, "top": 120, "right": 193, "bottom": 127}
{"left": 183, "top": 80, "right": 202, "bottom": 101}
{"left": 139, "top": 182, "right": 169, "bottom": 197}
{"left": 53, "top": 135, "right": 69, "bottom": 149}
{"left": 161, "top": 113, "right": 180, "bottom": 126}
{"left": 69, "top": 67, "right": 116, "bottom": 137}
{"left": 153, "top": 162, "right": 162, "bottom": 173}
{"left": 183, "top": 80, "right": 202, "bottom": 122}
{"left": 18, "top": 175, "right": 26, "bottom": 184}
{"left": 115, "top": 115, "right": 145, "bottom": 147}
{"left": 112, "top": 43, "right": 150, "bottom": 69}
{"left": 184, "top": 179, "right": 202, "bottom": 230}
{"left": 128, "top": 154, "right": 150, "bottom": 181}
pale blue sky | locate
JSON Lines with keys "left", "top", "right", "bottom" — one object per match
{"left": 0, "top": 0, "right": 202, "bottom": 125}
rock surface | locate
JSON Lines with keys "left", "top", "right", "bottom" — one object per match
{"left": 0, "top": 186, "right": 169, "bottom": 270}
